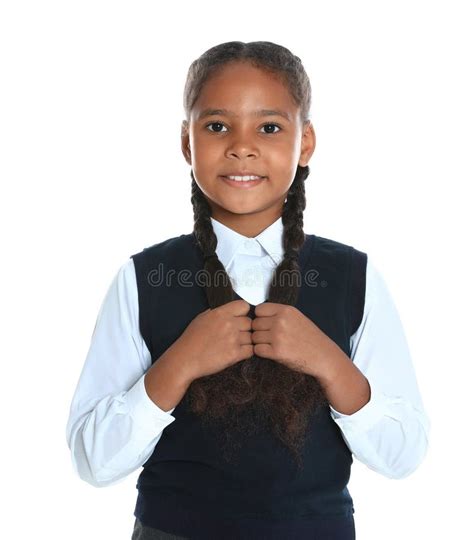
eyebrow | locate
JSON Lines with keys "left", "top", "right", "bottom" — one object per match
{"left": 197, "top": 108, "right": 291, "bottom": 122}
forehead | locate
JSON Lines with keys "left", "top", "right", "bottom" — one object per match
{"left": 192, "top": 62, "right": 299, "bottom": 120}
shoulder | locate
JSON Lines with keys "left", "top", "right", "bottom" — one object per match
{"left": 306, "top": 232, "right": 368, "bottom": 271}
{"left": 129, "top": 232, "right": 195, "bottom": 266}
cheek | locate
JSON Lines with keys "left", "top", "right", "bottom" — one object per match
{"left": 193, "top": 140, "right": 222, "bottom": 168}
{"left": 269, "top": 154, "right": 298, "bottom": 182}
{"left": 269, "top": 140, "right": 299, "bottom": 164}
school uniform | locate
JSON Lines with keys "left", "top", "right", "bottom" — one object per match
{"left": 66, "top": 216, "right": 431, "bottom": 540}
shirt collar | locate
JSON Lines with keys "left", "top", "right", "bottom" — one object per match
{"left": 210, "top": 216, "right": 285, "bottom": 270}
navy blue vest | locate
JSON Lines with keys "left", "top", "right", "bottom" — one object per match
{"left": 130, "top": 231, "right": 367, "bottom": 540}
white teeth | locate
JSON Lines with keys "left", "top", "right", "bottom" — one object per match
{"left": 226, "top": 175, "right": 263, "bottom": 182}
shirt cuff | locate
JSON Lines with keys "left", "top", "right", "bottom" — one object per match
{"left": 329, "top": 382, "right": 387, "bottom": 432}
{"left": 126, "top": 373, "right": 176, "bottom": 433}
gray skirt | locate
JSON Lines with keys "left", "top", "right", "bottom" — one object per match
{"left": 131, "top": 517, "right": 189, "bottom": 540}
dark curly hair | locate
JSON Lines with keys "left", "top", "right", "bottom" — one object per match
{"left": 181, "top": 41, "right": 328, "bottom": 470}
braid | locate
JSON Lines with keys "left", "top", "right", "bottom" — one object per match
{"left": 190, "top": 176, "right": 233, "bottom": 308}
{"left": 267, "top": 164, "right": 309, "bottom": 305}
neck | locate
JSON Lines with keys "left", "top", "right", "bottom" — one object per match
{"left": 210, "top": 205, "right": 284, "bottom": 238}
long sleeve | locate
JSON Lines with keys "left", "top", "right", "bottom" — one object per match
{"left": 65, "top": 258, "right": 176, "bottom": 488}
{"left": 329, "top": 257, "right": 431, "bottom": 479}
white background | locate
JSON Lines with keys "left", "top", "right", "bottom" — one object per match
{"left": 1, "top": 1, "right": 472, "bottom": 538}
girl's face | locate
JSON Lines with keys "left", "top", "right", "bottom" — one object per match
{"left": 182, "top": 61, "right": 316, "bottom": 237}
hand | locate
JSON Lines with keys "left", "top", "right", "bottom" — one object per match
{"left": 178, "top": 300, "right": 254, "bottom": 382}
{"left": 251, "top": 302, "right": 336, "bottom": 378}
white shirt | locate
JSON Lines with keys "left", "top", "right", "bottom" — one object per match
{"left": 66, "top": 216, "right": 431, "bottom": 487}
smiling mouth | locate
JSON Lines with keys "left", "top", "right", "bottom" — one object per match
{"left": 221, "top": 174, "right": 267, "bottom": 181}
{"left": 219, "top": 175, "right": 267, "bottom": 188}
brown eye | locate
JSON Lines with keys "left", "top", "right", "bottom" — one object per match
{"left": 261, "top": 123, "right": 281, "bottom": 134}
{"left": 205, "top": 122, "right": 228, "bottom": 133}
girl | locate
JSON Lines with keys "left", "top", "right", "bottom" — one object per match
{"left": 66, "top": 41, "right": 431, "bottom": 540}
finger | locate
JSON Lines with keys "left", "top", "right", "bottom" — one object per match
{"left": 240, "top": 331, "right": 253, "bottom": 346}
{"left": 240, "top": 344, "right": 254, "bottom": 359}
{"left": 238, "top": 316, "right": 253, "bottom": 331}
{"left": 254, "top": 302, "right": 280, "bottom": 317}
{"left": 251, "top": 330, "right": 272, "bottom": 344}
{"left": 251, "top": 317, "right": 272, "bottom": 331}
{"left": 254, "top": 343, "right": 272, "bottom": 358}
{"left": 232, "top": 299, "right": 251, "bottom": 315}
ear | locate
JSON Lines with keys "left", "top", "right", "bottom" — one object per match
{"left": 181, "top": 120, "right": 192, "bottom": 165}
{"left": 298, "top": 121, "right": 316, "bottom": 167}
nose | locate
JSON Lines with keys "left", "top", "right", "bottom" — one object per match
{"left": 224, "top": 131, "right": 260, "bottom": 159}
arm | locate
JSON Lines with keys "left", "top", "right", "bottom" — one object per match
{"left": 144, "top": 340, "right": 193, "bottom": 411}
{"left": 320, "top": 257, "right": 431, "bottom": 479}
{"left": 65, "top": 259, "right": 180, "bottom": 488}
